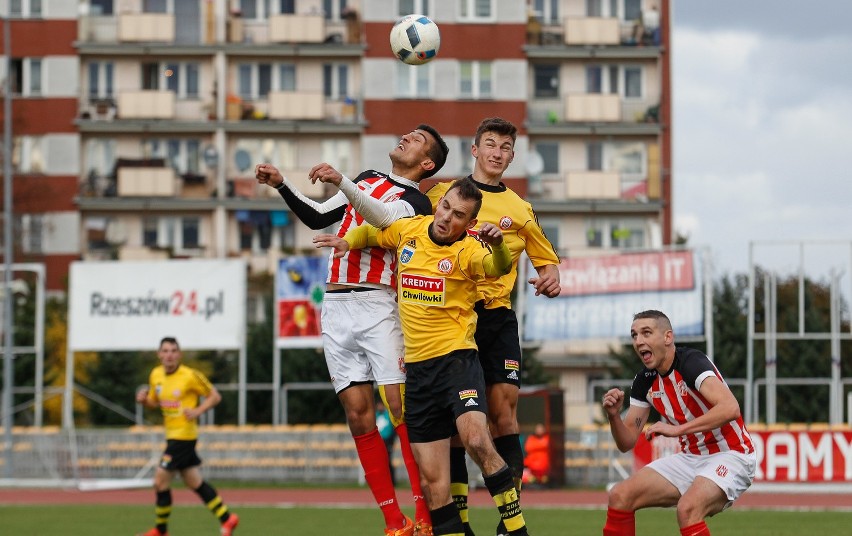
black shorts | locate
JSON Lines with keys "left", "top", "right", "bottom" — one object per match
{"left": 474, "top": 302, "right": 522, "bottom": 388}
{"left": 160, "top": 439, "right": 202, "bottom": 471}
{"left": 404, "top": 349, "right": 488, "bottom": 443}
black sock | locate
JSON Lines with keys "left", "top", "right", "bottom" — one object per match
{"left": 430, "top": 502, "right": 465, "bottom": 536}
{"left": 450, "top": 446, "right": 474, "bottom": 535}
{"left": 194, "top": 480, "right": 231, "bottom": 523}
{"left": 155, "top": 489, "right": 171, "bottom": 534}
{"left": 483, "top": 465, "right": 527, "bottom": 536}
{"left": 493, "top": 435, "right": 523, "bottom": 534}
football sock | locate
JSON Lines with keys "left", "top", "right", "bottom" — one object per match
{"left": 154, "top": 489, "right": 171, "bottom": 534}
{"left": 430, "top": 502, "right": 466, "bottom": 536}
{"left": 493, "top": 434, "right": 523, "bottom": 535}
{"left": 194, "top": 480, "right": 231, "bottom": 523}
{"left": 603, "top": 507, "right": 635, "bottom": 536}
{"left": 483, "top": 465, "right": 527, "bottom": 535}
{"left": 396, "top": 423, "right": 431, "bottom": 525}
{"left": 354, "top": 427, "right": 405, "bottom": 530}
{"left": 680, "top": 521, "right": 711, "bottom": 536}
{"left": 450, "top": 445, "right": 474, "bottom": 535}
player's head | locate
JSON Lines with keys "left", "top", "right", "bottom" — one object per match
{"left": 630, "top": 310, "right": 674, "bottom": 370}
{"left": 472, "top": 117, "right": 516, "bottom": 178}
{"left": 389, "top": 124, "right": 449, "bottom": 180}
{"left": 432, "top": 177, "right": 483, "bottom": 243}
{"left": 158, "top": 336, "right": 182, "bottom": 373}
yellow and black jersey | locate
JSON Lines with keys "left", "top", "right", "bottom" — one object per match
{"left": 372, "top": 216, "right": 504, "bottom": 363}
{"left": 146, "top": 365, "right": 213, "bottom": 440}
{"left": 427, "top": 178, "right": 560, "bottom": 309}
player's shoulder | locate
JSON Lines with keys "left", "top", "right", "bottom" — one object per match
{"left": 353, "top": 169, "right": 390, "bottom": 184}
{"left": 425, "top": 179, "right": 452, "bottom": 198}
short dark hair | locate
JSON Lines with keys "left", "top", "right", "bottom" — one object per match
{"left": 633, "top": 310, "right": 673, "bottom": 332}
{"left": 474, "top": 117, "right": 517, "bottom": 146}
{"left": 416, "top": 123, "right": 449, "bottom": 179}
{"left": 159, "top": 336, "right": 180, "bottom": 350}
{"left": 445, "top": 177, "right": 483, "bottom": 219}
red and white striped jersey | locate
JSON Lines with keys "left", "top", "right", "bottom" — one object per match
{"left": 629, "top": 347, "right": 754, "bottom": 456}
{"left": 328, "top": 171, "right": 431, "bottom": 287}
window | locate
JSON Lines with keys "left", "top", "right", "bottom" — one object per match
{"left": 586, "top": 64, "right": 642, "bottom": 98}
{"left": 623, "top": 0, "right": 641, "bottom": 22}
{"left": 587, "top": 142, "right": 603, "bottom": 170}
{"left": 88, "top": 61, "right": 114, "bottom": 100}
{"left": 586, "top": 218, "right": 646, "bottom": 249}
{"left": 321, "top": 139, "right": 353, "bottom": 173}
{"left": 143, "top": 217, "right": 159, "bottom": 247}
{"left": 539, "top": 218, "right": 560, "bottom": 251}
{"left": 533, "top": 64, "right": 559, "bottom": 98}
{"left": 144, "top": 139, "right": 202, "bottom": 174}
{"left": 460, "top": 0, "right": 493, "bottom": 20}
{"left": 85, "top": 139, "right": 117, "bottom": 176}
{"left": 532, "top": 0, "right": 559, "bottom": 24}
{"left": 90, "top": 0, "right": 113, "bottom": 15}
{"left": 12, "top": 136, "right": 44, "bottom": 173}
{"left": 322, "top": 0, "right": 347, "bottom": 20}
{"left": 458, "top": 137, "right": 473, "bottom": 176}
{"left": 396, "top": 63, "right": 431, "bottom": 98}
{"left": 233, "top": 138, "right": 297, "bottom": 170}
{"left": 240, "top": 0, "right": 271, "bottom": 20}
{"left": 181, "top": 217, "right": 200, "bottom": 249}
{"left": 323, "top": 63, "right": 350, "bottom": 101}
{"left": 460, "top": 61, "right": 493, "bottom": 99}
{"left": 535, "top": 143, "right": 559, "bottom": 174}
{"left": 238, "top": 62, "right": 288, "bottom": 100}
{"left": 588, "top": 0, "right": 638, "bottom": 19}
{"left": 19, "top": 214, "right": 43, "bottom": 254}
{"left": 279, "top": 0, "right": 295, "bottom": 14}
{"left": 145, "top": 62, "right": 201, "bottom": 98}
{"left": 10, "top": 58, "right": 41, "bottom": 96}
{"left": 143, "top": 0, "right": 167, "bottom": 13}
{"left": 10, "top": 0, "right": 41, "bottom": 17}
{"left": 399, "top": 0, "right": 430, "bottom": 16}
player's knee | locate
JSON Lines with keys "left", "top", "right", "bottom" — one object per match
{"left": 606, "top": 481, "right": 633, "bottom": 511}
{"left": 675, "top": 498, "right": 705, "bottom": 525}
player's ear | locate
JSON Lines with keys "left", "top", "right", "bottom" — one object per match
{"left": 421, "top": 159, "right": 435, "bottom": 172}
{"left": 466, "top": 218, "right": 478, "bottom": 230}
{"left": 471, "top": 144, "right": 478, "bottom": 158}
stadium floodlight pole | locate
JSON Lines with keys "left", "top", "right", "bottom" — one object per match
{"left": 2, "top": 8, "right": 15, "bottom": 478}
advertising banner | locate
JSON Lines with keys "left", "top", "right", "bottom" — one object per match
{"left": 275, "top": 256, "right": 327, "bottom": 348}
{"left": 68, "top": 259, "right": 246, "bottom": 351}
{"left": 522, "top": 250, "right": 703, "bottom": 341}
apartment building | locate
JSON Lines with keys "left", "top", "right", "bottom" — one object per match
{"left": 4, "top": 0, "right": 669, "bottom": 411}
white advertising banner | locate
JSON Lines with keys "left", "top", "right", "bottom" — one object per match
{"left": 522, "top": 250, "right": 704, "bottom": 341}
{"left": 68, "top": 259, "right": 246, "bottom": 351}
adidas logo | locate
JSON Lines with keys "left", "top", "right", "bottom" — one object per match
{"left": 507, "top": 371, "right": 518, "bottom": 380}
{"left": 464, "top": 398, "right": 478, "bottom": 407}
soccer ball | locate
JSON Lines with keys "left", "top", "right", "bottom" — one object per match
{"left": 390, "top": 14, "right": 440, "bottom": 65}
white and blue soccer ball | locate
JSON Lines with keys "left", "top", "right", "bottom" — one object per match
{"left": 390, "top": 14, "right": 441, "bottom": 65}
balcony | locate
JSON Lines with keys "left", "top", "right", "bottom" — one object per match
{"left": 267, "top": 92, "right": 324, "bottom": 121}
{"left": 118, "top": 13, "right": 174, "bottom": 43}
{"left": 564, "top": 171, "right": 621, "bottom": 199}
{"left": 565, "top": 94, "right": 620, "bottom": 122}
{"left": 527, "top": 98, "right": 661, "bottom": 135}
{"left": 117, "top": 167, "right": 178, "bottom": 197}
{"left": 525, "top": 16, "right": 661, "bottom": 59}
{"left": 117, "top": 90, "right": 175, "bottom": 120}
{"left": 563, "top": 17, "right": 619, "bottom": 45}
{"left": 268, "top": 14, "right": 325, "bottom": 43}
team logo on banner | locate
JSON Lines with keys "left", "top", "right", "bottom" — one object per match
{"left": 400, "top": 240, "right": 416, "bottom": 264}
{"left": 400, "top": 274, "right": 445, "bottom": 306}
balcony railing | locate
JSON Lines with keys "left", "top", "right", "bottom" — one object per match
{"left": 117, "top": 13, "right": 174, "bottom": 42}
{"left": 267, "top": 92, "right": 324, "bottom": 120}
{"left": 528, "top": 98, "right": 658, "bottom": 125}
{"left": 563, "top": 17, "right": 619, "bottom": 45}
{"left": 565, "top": 94, "right": 621, "bottom": 122}
{"left": 268, "top": 14, "right": 325, "bottom": 43}
{"left": 117, "top": 167, "right": 177, "bottom": 197}
{"left": 117, "top": 90, "right": 175, "bottom": 120}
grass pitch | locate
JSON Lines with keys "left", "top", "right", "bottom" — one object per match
{"left": 0, "top": 504, "right": 846, "bottom": 535}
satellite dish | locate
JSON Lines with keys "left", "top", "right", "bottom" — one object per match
{"left": 234, "top": 149, "right": 251, "bottom": 172}
{"left": 526, "top": 150, "right": 545, "bottom": 196}
{"left": 526, "top": 150, "right": 544, "bottom": 177}
{"left": 203, "top": 145, "right": 219, "bottom": 169}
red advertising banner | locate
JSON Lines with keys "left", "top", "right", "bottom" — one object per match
{"left": 635, "top": 430, "right": 852, "bottom": 483}
{"left": 560, "top": 250, "right": 695, "bottom": 297}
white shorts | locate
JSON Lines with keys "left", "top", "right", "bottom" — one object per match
{"left": 647, "top": 450, "right": 756, "bottom": 509}
{"left": 321, "top": 288, "right": 406, "bottom": 394}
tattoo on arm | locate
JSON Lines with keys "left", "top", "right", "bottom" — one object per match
{"left": 634, "top": 417, "right": 643, "bottom": 430}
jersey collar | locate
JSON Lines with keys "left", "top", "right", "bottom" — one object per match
{"left": 389, "top": 171, "right": 419, "bottom": 189}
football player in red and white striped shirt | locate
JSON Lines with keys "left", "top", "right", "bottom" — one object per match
{"left": 255, "top": 125, "right": 449, "bottom": 536}
{"left": 601, "top": 310, "right": 756, "bottom": 536}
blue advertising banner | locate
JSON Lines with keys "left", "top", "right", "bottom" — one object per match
{"left": 522, "top": 250, "right": 704, "bottom": 341}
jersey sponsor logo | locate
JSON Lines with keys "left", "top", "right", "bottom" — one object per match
{"left": 383, "top": 192, "right": 403, "bottom": 203}
{"left": 458, "top": 389, "right": 478, "bottom": 399}
{"left": 464, "top": 398, "right": 479, "bottom": 407}
{"left": 160, "top": 400, "right": 180, "bottom": 409}
{"left": 398, "top": 356, "right": 406, "bottom": 374}
{"left": 400, "top": 241, "right": 416, "bottom": 264}
{"left": 507, "top": 370, "right": 518, "bottom": 380}
{"left": 400, "top": 274, "right": 445, "bottom": 306}
{"left": 715, "top": 464, "right": 728, "bottom": 477}
{"left": 504, "top": 359, "right": 519, "bottom": 371}
{"left": 499, "top": 216, "right": 512, "bottom": 229}
{"left": 437, "top": 258, "right": 453, "bottom": 274}
{"left": 651, "top": 390, "right": 664, "bottom": 399}
{"left": 160, "top": 453, "right": 172, "bottom": 468}
{"left": 677, "top": 380, "right": 688, "bottom": 396}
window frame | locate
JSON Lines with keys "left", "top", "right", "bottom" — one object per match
{"left": 459, "top": 0, "right": 495, "bottom": 22}
{"left": 459, "top": 61, "right": 493, "bottom": 100}
{"left": 396, "top": 62, "right": 433, "bottom": 99}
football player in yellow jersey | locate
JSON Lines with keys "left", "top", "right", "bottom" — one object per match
{"left": 314, "top": 178, "right": 531, "bottom": 536}
{"left": 135, "top": 337, "right": 239, "bottom": 536}
{"left": 426, "top": 118, "right": 561, "bottom": 536}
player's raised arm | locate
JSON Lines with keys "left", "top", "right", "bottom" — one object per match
{"left": 255, "top": 162, "right": 348, "bottom": 230}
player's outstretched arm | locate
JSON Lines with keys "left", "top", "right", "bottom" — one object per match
{"left": 479, "top": 223, "right": 512, "bottom": 276}
{"left": 313, "top": 234, "right": 350, "bottom": 258}
{"left": 255, "top": 163, "right": 348, "bottom": 230}
{"left": 311, "top": 163, "right": 416, "bottom": 229}
{"left": 529, "top": 263, "right": 561, "bottom": 298}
